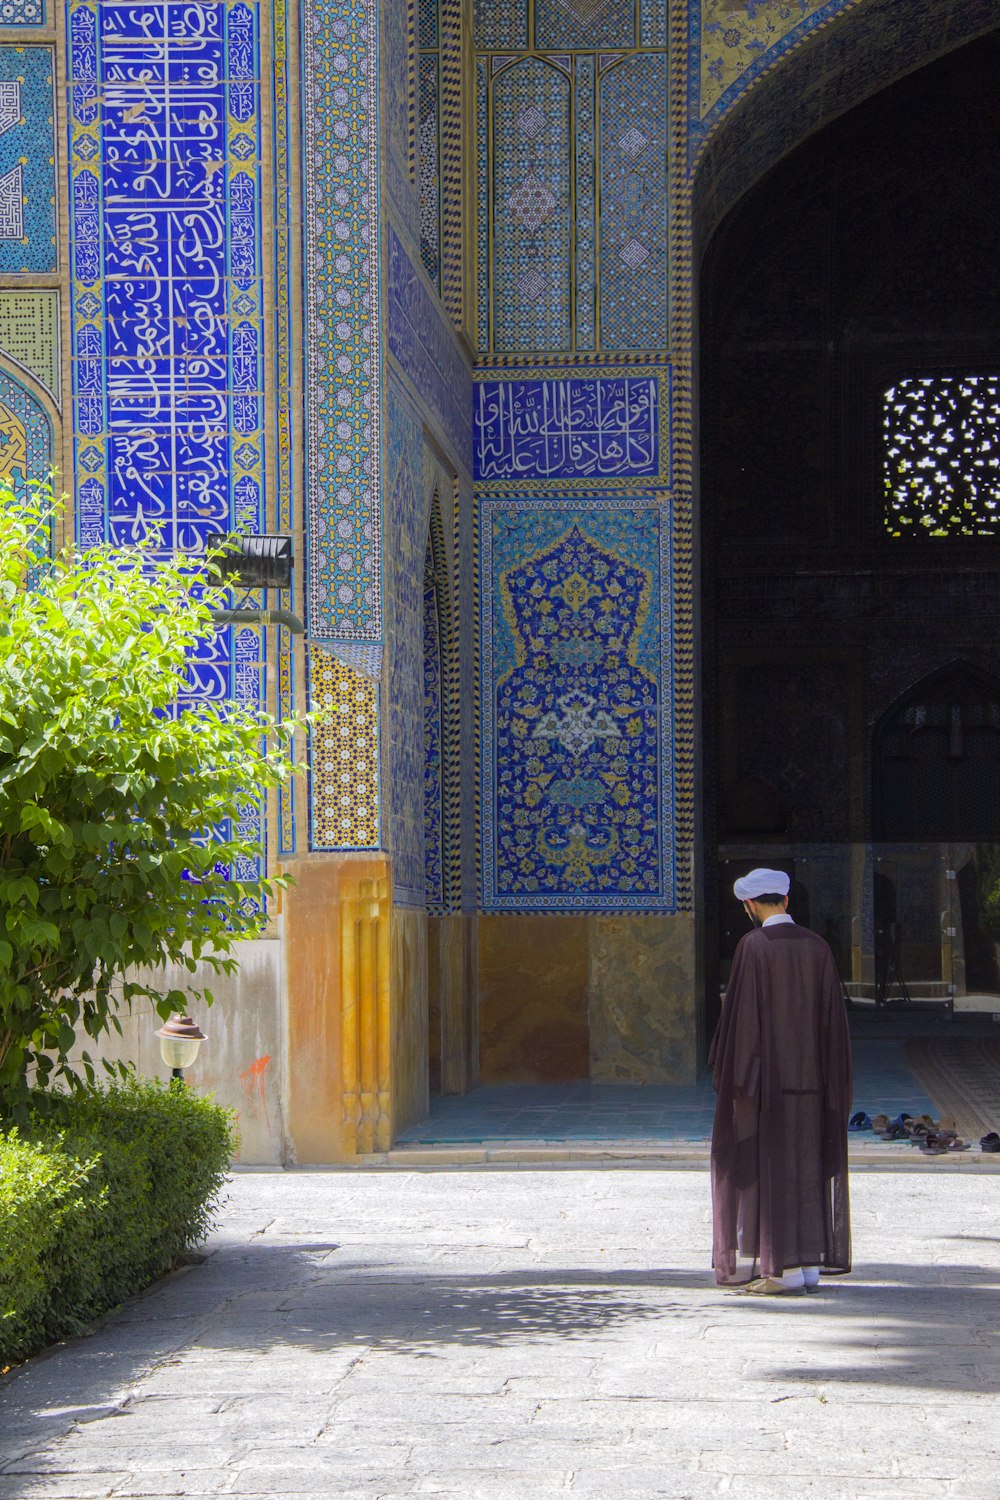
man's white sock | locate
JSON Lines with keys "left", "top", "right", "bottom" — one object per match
{"left": 802, "top": 1266, "right": 820, "bottom": 1287}
{"left": 782, "top": 1267, "right": 805, "bottom": 1289}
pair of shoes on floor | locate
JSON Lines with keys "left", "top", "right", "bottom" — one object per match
{"left": 734, "top": 1276, "right": 820, "bottom": 1297}
{"left": 919, "top": 1129, "right": 970, "bottom": 1154}
{"left": 903, "top": 1113, "right": 939, "bottom": 1140}
{"left": 980, "top": 1131, "right": 1000, "bottom": 1152}
{"left": 870, "top": 1112, "right": 922, "bottom": 1139}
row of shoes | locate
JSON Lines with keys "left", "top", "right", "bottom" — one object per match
{"left": 848, "top": 1110, "right": 1000, "bottom": 1153}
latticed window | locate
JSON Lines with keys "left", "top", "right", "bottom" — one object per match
{"left": 883, "top": 374, "right": 1000, "bottom": 537}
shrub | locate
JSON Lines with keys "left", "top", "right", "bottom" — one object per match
{"left": 0, "top": 487, "right": 304, "bottom": 1116}
{"left": 0, "top": 1077, "right": 235, "bottom": 1366}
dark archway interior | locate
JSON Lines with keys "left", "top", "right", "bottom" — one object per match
{"left": 701, "top": 32, "right": 1000, "bottom": 1019}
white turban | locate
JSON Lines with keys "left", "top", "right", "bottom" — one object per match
{"left": 733, "top": 867, "right": 790, "bottom": 901}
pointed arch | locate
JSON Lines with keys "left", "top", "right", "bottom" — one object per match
{"left": 873, "top": 661, "right": 1000, "bottom": 840}
{"left": 0, "top": 361, "right": 55, "bottom": 490}
{"left": 692, "top": 0, "right": 1000, "bottom": 259}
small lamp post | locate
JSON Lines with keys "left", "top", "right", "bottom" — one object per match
{"left": 156, "top": 1014, "right": 207, "bottom": 1085}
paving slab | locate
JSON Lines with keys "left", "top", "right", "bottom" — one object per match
{"left": 1, "top": 1167, "right": 999, "bottom": 1499}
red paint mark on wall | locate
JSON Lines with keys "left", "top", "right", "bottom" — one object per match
{"left": 239, "top": 1054, "right": 271, "bottom": 1127}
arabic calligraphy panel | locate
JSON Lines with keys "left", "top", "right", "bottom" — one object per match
{"left": 475, "top": 374, "right": 660, "bottom": 482}
{"left": 67, "top": 0, "right": 266, "bottom": 884}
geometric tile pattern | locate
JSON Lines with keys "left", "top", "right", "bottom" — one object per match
{"left": 0, "top": 290, "right": 59, "bottom": 401}
{"left": 475, "top": 12, "right": 668, "bottom": 356}
{"left": 0, "top": 0, "right": 44, "bottom": 19}
{"left": 473, "top": 0, "right": 527, "bottom": 50}
{"left": 535, "top": 0, "right": 633, "bottom": 52}
{"left": 423, "top": 482, "right": 461, "bottom": 915}
{"left": 383, "top": 0, "right": 416, "bottom": 218}
{"left": 308, "top": 648, "right": 380, "bottom": 850}
{"left": 418, "top": 0, "right": 437, "bottom": 48}
{"left": 418, "top": 51, "right": 440, "bottom": 287}
{"left": 599, "top": 53, "right": 669, "bottom": 350}
{"left": 574, "top": 54, "right": 596, "bottom": 349}
{"left": 272, "top": 0, "right": 296, "bottom": 854}
{"left": 66, "top": 1, "right": 266, "bottom": 878}
{"left": 690, "top": 0, "right": 862, "bottom": 159}
{"left": 491, "top": 57, "right": 572, "bottom": 354}
{"left": 639, "top": 0, "right": 667, "bottom": 47}
{"left": 424, "top": 446, "right": 464, "bottom": 912}
{"left": 480, "top": 496, "right": 675, "bottom": 912}
{"left": 385, "top": 386, "right": 426, "bottom": 907}
{"left": 423, "top": 533, "right": 444, "bottom": 911}
{"left": 301, "top": 0, "right": 381, "bottom": 650}
{"left": 474, "top": 372, "right": 663, "bottom": 483}
{"left": 476, "top": 57, "right": 489, "bottom": 348}
{"left": 0, "top": 46, "right": 55, "bottom": 274}
{"left": 437, "top": 0, "right": 465, "bottom": 326}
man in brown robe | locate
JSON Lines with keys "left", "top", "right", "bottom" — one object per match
{"left": 710, "top": 868, "right": 852, "bottom": 1294}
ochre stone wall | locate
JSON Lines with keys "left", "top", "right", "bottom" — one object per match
{"left": 478, "top": 913, "right": 698, "bottom": 1084}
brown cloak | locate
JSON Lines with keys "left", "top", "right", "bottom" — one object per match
{"left": 709, "top": 922, "right": 852, "bottom": 1284}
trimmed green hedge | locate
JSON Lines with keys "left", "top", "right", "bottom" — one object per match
{"left": 0, "top": 1078, "right": 235, "bottom": 1366}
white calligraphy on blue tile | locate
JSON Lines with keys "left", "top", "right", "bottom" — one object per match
{"left": 474, "top": 376, "right": 659, "bottom": 481}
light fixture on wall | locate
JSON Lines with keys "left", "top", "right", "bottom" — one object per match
{"left": 156, "top": 1014, "right": 207, "bottom": 1085}
{"left": 203, "top": 533, "right": 303, "bottom": 633}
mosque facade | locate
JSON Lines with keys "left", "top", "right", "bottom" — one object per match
{"left": 7, "top": 0, "right": 1000, "bottom": 1159}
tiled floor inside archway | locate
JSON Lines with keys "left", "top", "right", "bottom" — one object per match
{"left": 395, "top": 1029, "right": 1000, "bottom": 1155}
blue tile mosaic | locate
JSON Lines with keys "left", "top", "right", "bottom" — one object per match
{"left": 535, "top": 0, "right": 634, "bottom": 52}
{"left": 418, "top": 0, "right": 437, "bottom": 49}
{"left": 689, "top": 0, "right": 862, "bottom": 164}
{"left": 272, "top": 0, "right": 296, "bottom": 855}
{"left": 418, "top": 52, "right": 440, "bottom": 287}
{"left": 639, "top": 0, "right": 667, "bottom": 47}
{"left": 491, "top": 56, "right": 572, "bottom": 355}
{"left": 474, "top": 374, "right": 660, "bottom": 483}
{"left": 599, "top": 53, "right": 669, "bottom": 351}
{"left": 66, "top": 0, "right": 266, "bottom": 881}
{"left": 574, "top": 53, "right": 596, "bottom": 351}
{"left": 301, "top": 0, "right": 382, "bottom": 660}
{"left": 68, "top": 0, "right": 264, "bottom": 559}
{"left": 0, "top": 0, "right": 46, "bottom": 19}
{"left": 388, "top": 223, "right": 472, "bottom": 458}
{"left": 423, "top": 537, "right": 444, "bottom": 912}
{"left": 480, "top": 497, "right": 676, "bottom": 913}
{"left": 383, "top": 0, "right": 416, "bottom": 228}
{"left": 385, "top": 385, "right": 428, "bottom": 908}
{"left": 472, "top": 0, "right": 527, "bottom": 50}
{"left": 474, "top": 16, "right": 669, "bottom": 356}
{"left": 0, "top": 367, "right": 53, "bottom": 496}
{"left": 0, "top": 46, "right": 56, "bottom": 275}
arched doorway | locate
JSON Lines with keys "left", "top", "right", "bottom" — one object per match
{"left": 698, "top": 26, "right": 1000, "bottom": 1021}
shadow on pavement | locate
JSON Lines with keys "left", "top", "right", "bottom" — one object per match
{"left": 2, "top": 1237, "right": 999, "bottom": 1474}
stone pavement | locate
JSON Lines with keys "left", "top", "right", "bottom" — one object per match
{"left": 2, "top": 1164, "right": 1000, "bottom": 1500}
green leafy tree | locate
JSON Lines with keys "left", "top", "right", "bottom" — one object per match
{"left": 976, "top": 844, "right": 1000, "bottom": 944}
{"left": 0, "top": 488, "right": 302, "bottom": 1116}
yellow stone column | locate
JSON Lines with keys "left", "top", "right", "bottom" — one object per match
{"left": 284, "top": 854, "right": 393, "bottom": 1162}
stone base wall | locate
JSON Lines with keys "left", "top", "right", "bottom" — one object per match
{"left": 478, "top": 913, "right": 699, "bottom": 1085}
{"left": 78, "top": 940, "right": 286, "bottom": 1166}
